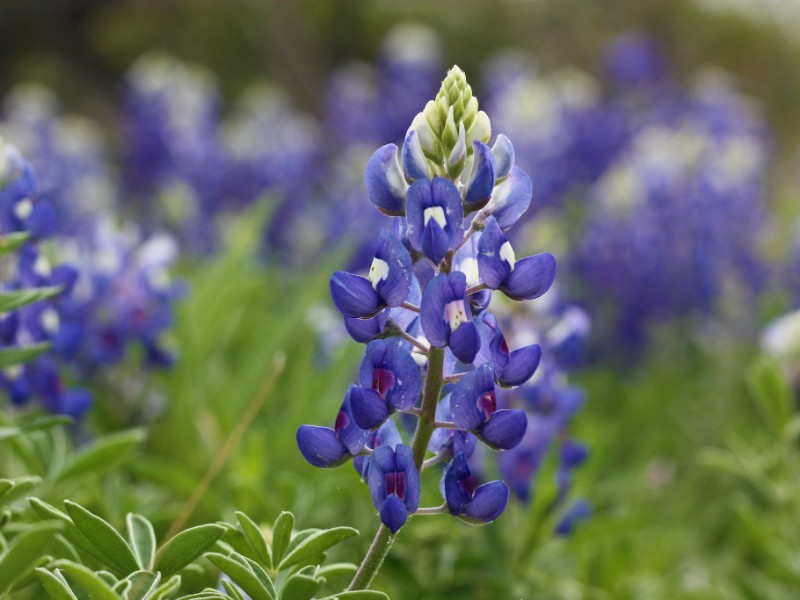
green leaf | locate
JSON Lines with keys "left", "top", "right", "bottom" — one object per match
{"left": 319, "top": 592, "right": 390, "bottom": 600}
{"left": 64, "top": 500, "right": 139, "bottom": 575}
{"left": 271, "top": 512, "right": 294, "bottom": 568}
{"left": 316, "top": 562, "right": 357, "bottom": 584}
{"left": 278, "top": 572, "right": 321, "bottom": 600}
{"left": 29, "top": 499, "right": 110, "bottom": 568}
{"left": 236, "top": 512, "right": 272, "bottom": 569}
{"left": 121, "top": 570, "right": 160, "bottom": 600}
{"left": 149, "top": 574, "right": 181, "bottom": 600}
{"left": 0, "top": 521, "right": 63, "bottom": 594}
{"left": 36, "top": 568, "right": 78, "bottom": 600}
{"left": 57, "top": 562, "right": 119, "bottom": 600}
{"left": 0, "top": 343, "right": 51, "bottom": 369}
{"left": 278, "top": 527, "right": 358, "bottom": 571}
{"left": 0, "top": 286, "right": 62, "bottom": 312}
{"left": 241, "top": 556, "right": 276, "bottom": 600}
{"left": 0, "top": 476, "right": 41, "bottom": 506}
{"left": 747, "top": 356, "right": 793, "bottom": 433}
{"left": 57, "top": 429, "right": 147, "bottom": 482}
{"left": 154, "top": 523, "right": 225, "bottom": 577}
{"left": 206, "top": 552, "right": 274, "bottom": 600}
{"left": 127, "top": 514, "right": 156, "bottom": 571}
{"left": 220, "top": 578, "right": 247, "bottom": 600}
{"left": 0, "top": 232, "right": 30, "bottom": 254}
{"left": 0, "top": 415, "right": 72, "bottom": 442}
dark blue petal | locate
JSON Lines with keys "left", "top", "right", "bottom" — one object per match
{"left": 561, "top": 441, "right": 589, "bottom": 469}
{"left": 28, "top": 200, "right": 56, "bottom": 240}
{"left": 350, "top": 386, "right": 391, "bottom": 430}
{"left": 421, "top": 218, "right": 450, "bottom": 265}
{"left": 501, "top": 254, "right": 557, "bottom": 301}
{"left": 555, "top": 500, "right": 591, "bottom": 536}
{"left": 405, "top": 178, "right": 433, "bottom": 254}
{"left": 487, "top": 166, "right": 532, "bottom": 229}
{"left": 450, "top": 364, "right": 494, "bottom": 432}
{"left": 365, "top": 144, "right": 407, "bottom": 216}
{"left": 498, "top": 344, "right": 541, "bottom": 387}
{"left": 432, "top": 177, "right": 464, "bottom": 250}
{"left": 373, "top": 229, "right": 413, "bottom": 306}
{"left": 368, "top": 445, "right": 396, "bottom": 505}
{"left": 464, "top": 142, "right": 496, "bottom": 209}
{"left": 395, "top": 444, "right": 420, "bottom": 513}
{"left": 420, "top": 273, "right": 450, "bottom": 348}
{"left": 380, "top": 494, "right": 408, "bottom": 533}
{"left": 60, "top": 388, "right": 93, "bottom": 418}
{"left": 449, "top": 321, "right": 480, "bottom": 365}
{"left": 338, "top": 387, "right": 370, "bottom": 455}
{"left": 442, "top": 453, "right": 473, "bottom": 514}
{"left": 477, "top": 216, "right": 512, "bottom": 290}
{"left": 492, "top": 134, "right": 515, "bottom": 179}
{"left": 479, "top": 409, "right": 528, "bottom": 450}
{"left": 401, "top": 130, "right": 431, "bottom": 181}
{"left": 385, "top": 343, "right": 422, "bottom": 411}
{"left": 51, "top": 264, "right": 79, "bottom": 297}
{"left": 344, "top": 312, "right": 387, "bottom": 343}
{"left": 330, "top": 271, "right": 382, "bottom": 318}
{"left": 463, "top": 480, "right": 509, "bottom": 523}
{"left": 297, "top": 426, "right": 348, "bottom": 468}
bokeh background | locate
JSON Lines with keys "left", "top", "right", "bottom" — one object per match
{"left": 2, "top": 1, "right": 800, "bottom": 598}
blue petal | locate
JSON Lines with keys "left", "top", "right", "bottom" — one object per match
{"left": 498, "top": 344, "right": 541, "bottom": 387}
{"left": 421, "top": 218, "right": 450, "bottom": 265}
{"left": 380, "top": 494, "right": 408, "bottom": 533}
{"left": 28, "top": 200, "right": 56, "bottom": 240}
{"left": 442, "top": 453, "right": 473, "bottom": 514}
{"left": 365, "top": 144, "right": 407, "bottom": 216}
{"left": 60, "top": 388, "right": 93, "bottom": 418}
{"left": 395, "top": 444, "right": 420, "bottom": 513}
{"left": 464, "top": 480, "right": 509, "bottom": 523}
{"left": 330, "top": 271, "right": 382, "bottom": 318}
{"left": 464, "top": 141, "right": 496, "bottom": 209}
{"left": 401, "top": 129, "right": 431, "bottom": 181}
{"left": 338, "top": 387, "right": 370, "bottom": 455}
{"left": 450, "top": 364, "right": 494, "bottom": 432}
{"left": 492, "top": 134, "right": 515, "bottom": 179}
{"left": 405, "top": 178, "right": 432, "bottom": 254}
{"left": 420, "top": 273, "right": 450, "bottom": 348}
{"left": 51, "top": 265, "right": 79, "bottom": 296}
{"left": 561, "top": 440, "right": 589, "bottom": 469}
{"left": 374, "top": 229, "right": 413, "bottom": 306}
{"left": 344, "top": 312, "right": 388, "bottom": 343}
{"left": 479, "top": 409, "right": 528, "bottom": 450}
{"left": 297, "top": 426, "right": 348, "bottom": 468}
{"left": 432, "top": 177, "right": 464, "bottom": 250}
{"left": 487, "top": 166, "right": 532, "bottom": 229}
{"left": 555, "top": 500, "right": 591, "bottom": 536}
{"left": 477, "top": 217, "right": 512, "bottom": 289}
{"left": 385, "top": 342, "right": 422, "bottom": 411}
{"left": 368, "top": 444, "right": 396, "bottom": 505}
{"left": 350, "top": 386, "right": 391, "bottom": 430}
{"left": 501, "top": 254, "right": 557, "bottom": 301}
{"left": 449, "top": 321, "right": 480, "bottom": 365}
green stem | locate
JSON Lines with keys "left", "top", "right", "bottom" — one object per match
{"left": 348, "top": 346, "right": 446, "bottom": 590}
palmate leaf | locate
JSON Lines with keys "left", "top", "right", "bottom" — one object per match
{"left": 64, "top": 501, "right": 140, "bottom": 575}
{"left": 235, "top": 512, "right": 272, "bottom": 569}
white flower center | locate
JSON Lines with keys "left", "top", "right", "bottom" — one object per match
{"left": 41, "top": 307, "right": 60, "bottom": 334}
{"left": 14, "top": 199, "right": 33, "bottom": 220}
{"left": 368, "top": 258, "right": 390, "bottom": 290}
{"left": 499, "top": 241, "right": 516, "bottom": 270}
{"left": 459, "top": 257, "right": 480, "bottom": 288}
{"left": 444, "top": 299, "right": 467, "bottom": 332}
{"left": 423, "top": 206, "right": 446, "bottom": 229}
{"left": 34, "top": 254, "right": 51, "bottom": 278}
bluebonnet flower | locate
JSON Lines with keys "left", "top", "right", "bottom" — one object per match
{"left": 573, "top": 70, "right": 769, "bottom": 345}
{"left": 299, "top": 66, "right": 566, "bottom": 541}
{"left": 555, "top": 499, "right": 592, "bottom": 536}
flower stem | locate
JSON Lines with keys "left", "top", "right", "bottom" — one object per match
{"left": 348, "top": 346, "right": 446, "bottom": 591}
